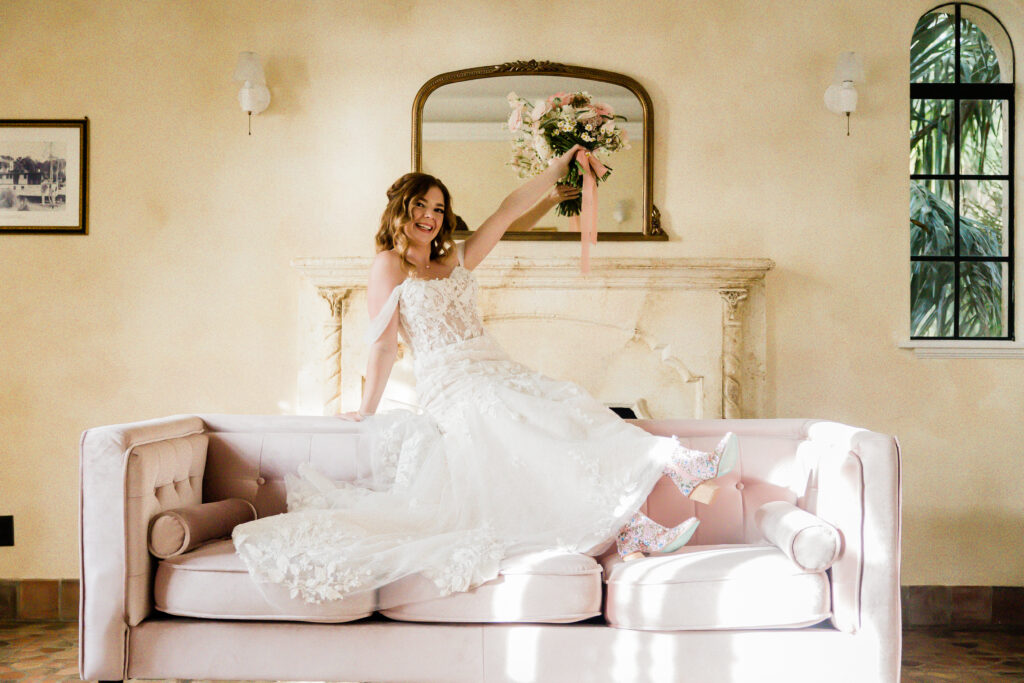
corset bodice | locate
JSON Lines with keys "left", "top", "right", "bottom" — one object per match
{"left": 398, "top": 265, "right": 485, "bottom": 355}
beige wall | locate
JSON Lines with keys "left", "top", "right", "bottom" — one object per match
{"left": 1, "top": 0, "right": 1021, "bottom": 585}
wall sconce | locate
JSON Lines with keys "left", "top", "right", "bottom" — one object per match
{"left": 824, "top": 51, "right": 864, "bottom": 136}
{"left": 233, "top": 51, "right": 270, "bottom": 135}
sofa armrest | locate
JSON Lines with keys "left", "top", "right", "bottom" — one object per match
{"left": 79, "top": 415, "right": 206, "bottom": 681}
{"left": 803, "top": 422, "right": 901, "bottom": 641}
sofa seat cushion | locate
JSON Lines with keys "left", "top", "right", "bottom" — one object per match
{"left": 379, "top": 549, "right": 602, "bottom": 623}
{"left": 603, "top": 544, "right": 831, "bottom": 631}
{"left": 154, "top": 539, "right": 375, "bottom": 623}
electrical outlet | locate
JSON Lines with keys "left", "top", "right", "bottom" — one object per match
{"left": 0, "top": 516, "right": 12, "bottom": 546}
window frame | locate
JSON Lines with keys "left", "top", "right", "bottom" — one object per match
{"left": 909, "top": 2, "right": 1017, "bottom": 344}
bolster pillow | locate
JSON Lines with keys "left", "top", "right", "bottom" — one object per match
{"left": 755, "top": 501, "right": 842, "bottom": 572}
{"left": 148, "top": 498, "right": 257, "bottom": 559}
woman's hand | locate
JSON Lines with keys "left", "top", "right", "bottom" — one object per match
{"left": 553, "top": 144, "right": 586, "bottom": 172}
{"left": 548, "top": 184, "right": 581, "bottom": 203}
{"left": 336, "top": 411, "right": 369, "bottom": 422}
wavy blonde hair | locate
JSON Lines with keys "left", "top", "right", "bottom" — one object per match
{"left": 375, "top": 173, "right": 457, "bottom": 273}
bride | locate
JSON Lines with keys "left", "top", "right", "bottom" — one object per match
{"left": 233, "top": 144, "right": 737, "bottom": 605}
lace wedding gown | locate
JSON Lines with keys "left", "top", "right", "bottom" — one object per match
{"left": 233, "top": 244, "right": 690, "bottom": 606}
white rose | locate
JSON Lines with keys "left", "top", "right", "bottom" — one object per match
{"left": 530, "top": 98, "right": 549, "bottom": 120}
{"left": 533, "top": 135, "right": 552, "bottom": 161}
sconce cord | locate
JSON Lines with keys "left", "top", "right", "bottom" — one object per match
{"left": 248, "top": 111, "right": 252, "bottom": 136}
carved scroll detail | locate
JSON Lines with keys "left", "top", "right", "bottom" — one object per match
{"left": 494, "top": 59, "right": 571, "bottom": 73}
{"left": 317, "top": 287, "right": 352, "bottom": 416}
{"left": 719, "top": 288, "right": 748, "bottom": 419}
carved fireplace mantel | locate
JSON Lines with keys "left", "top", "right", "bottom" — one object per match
{"left": 292, "top": 256, "right": 774, "bottom": 420}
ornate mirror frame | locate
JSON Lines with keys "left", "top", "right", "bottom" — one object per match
{"left": 412, "top": 60, "right": 665, "bottom": 241}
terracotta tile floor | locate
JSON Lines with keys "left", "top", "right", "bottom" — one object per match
{"left": 2, "top": 620, "right": 1023, "bottom": 681}
{"left": 901, "top": 629, "right": 1024, "bottom": 681}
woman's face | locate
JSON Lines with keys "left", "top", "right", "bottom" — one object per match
{"left": 402, "top": 186, "right": 446, "bottom": 249}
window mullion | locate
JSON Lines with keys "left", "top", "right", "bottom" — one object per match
{"left": 953, "top": 95, "right": 961, "bottom": 337}
{"left": 1010, "top": 95, "right": 1016, "bottom": 339}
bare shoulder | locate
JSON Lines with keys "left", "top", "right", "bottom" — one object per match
{"left": 369, "top": 250, "right": 406, "bottom": 293}
{"left": 371, "top": 250, "right": 405, "bottom": 278}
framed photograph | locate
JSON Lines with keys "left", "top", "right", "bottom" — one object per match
{"left": 0, "top": 119, "right": 88, "bottom": 234}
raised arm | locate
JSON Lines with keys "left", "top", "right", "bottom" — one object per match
{"left": 507, "top": 185, "right": 582, "bottom": 232}
{"left": 337, "top": 251, "right": 405, "bottom": 421}
{"left": 462, "top": 144, "right": 584, "bottom": 270}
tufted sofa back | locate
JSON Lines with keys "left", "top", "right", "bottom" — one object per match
{"left": 199, "top": 414, "right": 364, "bottom": 518}
{"left": 195, "top": 416, "right": 840, "bottom": 544}
{"left": 195, "top": 417, "right": 827, "bottom": 540}
{"left": 194, "top": 416, "right": 849, "bottom": 545}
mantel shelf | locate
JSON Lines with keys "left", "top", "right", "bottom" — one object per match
{"left": 292, "top": 256, "right": 775, "bottom": 291}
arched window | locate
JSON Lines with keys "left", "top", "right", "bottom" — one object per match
{"left": 911, "top": 3, "right": 1015, "bottom": 339}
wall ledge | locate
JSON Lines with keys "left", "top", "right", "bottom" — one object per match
{"left": 898, "top": 340, "right": 1024, "bottom": 359}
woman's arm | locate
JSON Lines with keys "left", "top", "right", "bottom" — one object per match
{"left": 462, "top": 144, "right": 584, "bottom": 270}
{"left": 337, "top": 252, "right": 405, "bottom": 421}
{"left": 507, "top": 185, "right": 582, "bottom": 231}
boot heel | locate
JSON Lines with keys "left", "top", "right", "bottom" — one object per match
{"left": 689, "top": 481, "right": 719, "bottom": 505}
{"left": 615, "top": 511, "right": 701, "bottom": 560}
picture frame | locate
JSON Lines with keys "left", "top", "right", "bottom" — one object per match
{"left": 0, "top": 119, "right": 88, "bottom": 234}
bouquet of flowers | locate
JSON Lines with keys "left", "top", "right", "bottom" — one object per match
{"left": 506, "top": 90, "right": 630, "bottom": 217}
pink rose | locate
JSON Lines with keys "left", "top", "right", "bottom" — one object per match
{"left": 546, "top": 91, "right": 571, "bottom": 108}
{"left": 507, "top": 107, "right": 523, "bottom": 132}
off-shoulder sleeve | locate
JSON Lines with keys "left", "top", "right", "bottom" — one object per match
{"left": 364, "top": 283, "right": 403, "bottom": 344}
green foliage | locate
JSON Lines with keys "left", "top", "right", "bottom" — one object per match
{"left": 910, "top": 184, "right": 1003, "bottom": 336}
{"left": 910, "top": 9, "right": 1007, "bottom": 337}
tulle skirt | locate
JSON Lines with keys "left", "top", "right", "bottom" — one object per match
{"left": 233, "top": 334, "right": 676, "bottom": 606}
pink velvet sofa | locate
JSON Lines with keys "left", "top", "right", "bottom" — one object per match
{"left": 79, "top": 415, "right": 902, "bottom": 682}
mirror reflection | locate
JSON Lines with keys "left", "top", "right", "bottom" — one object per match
{"left": 421, "top": 75, "right": 645, "bottom": 234}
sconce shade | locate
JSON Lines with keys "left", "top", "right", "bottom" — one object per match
{"left": 239, "top": 82, "right": 271, "bottom": 115}
{"left": 824, "top": 82, "right": 858, "bottom": 114}
{"left": 834, "top": 51, "right": 864, "bottom": 83}
{"left": 233, "top": 51, "right": 266, "bottom": 84}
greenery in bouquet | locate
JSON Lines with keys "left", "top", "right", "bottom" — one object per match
{"left": 506, "top": 90, "right": 630, "bottom": 217}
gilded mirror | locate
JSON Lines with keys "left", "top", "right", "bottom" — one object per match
{"left": 412, "top": 61, "right": 664, "bottom": 240}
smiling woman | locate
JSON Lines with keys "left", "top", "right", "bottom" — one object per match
{"left": 373, "top": 173, "right": 459, "bottom": 278}
{"left": 229, "top": 141, "right": 741, "bottom": 611}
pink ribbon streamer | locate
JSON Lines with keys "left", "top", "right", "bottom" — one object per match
{"left": 568, "top": 150, "right": 608, "bottom": 274}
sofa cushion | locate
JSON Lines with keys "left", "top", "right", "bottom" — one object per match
{"left": 154, "top": 539, "right": 374, "bottom": 622}
{"left": 379, "top": 549, "right": 602, "bottom": 623}
{"left": 603, "top": 544, "right": 831, "bottom": 631}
